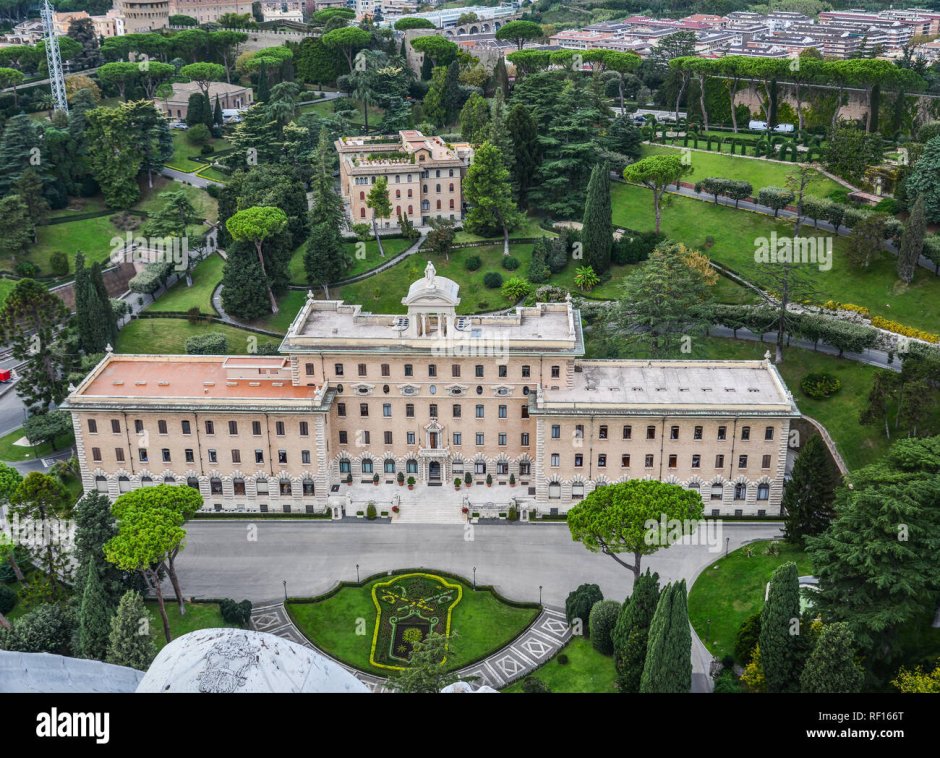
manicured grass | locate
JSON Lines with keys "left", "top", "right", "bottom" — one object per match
{"left": 301, "top": 98, "right": 384, "bottom": 128}
{"left": 688, "top": 540, "right": 811, "bottom": 662}
{"left": 0, "top": 426, "right": 73, "bottom": 462}
{"left": 640, "top": 145, "right": 842, "bottom": 197}
{"left": 28, "top": 215, "right": 123, "bottom": 274}
{"left": 133, "top": 176, "right": 218, "bottom": 223}
{"left": 585, "top": 330, "right": 903, "bottom": 470}
{"left": 337, "top": 243, "right": 535, "bottom": 315}
{"left": 146, "top": 601, "right": 241, "bottom": 651}
{"left": 502, "top": 637, "right": 618, "bottom": 693}
{"left": 165, "top": 131, "right": 230, "bottom": 173}
{"left": 0, "top": 278, "right": 16, "bottom": 308}
{"left": 250, "top": 289, "right": 308, "bottom": 334}
{"left": 611, "top": 182, "right": 940, "bottom": 335}
{"left": 115, "top": 318, "right": 282, "bottom": 354}
{"left": 288, "top": 236, "right": 415, "bottom": 285}
{"left": 48, "top": 196, "right": 109, "bottom": 218}
{"left": 195, "top": 166, "right": 229, "bottom": 184}
{"left": 286, "top": 574, "right": 539, "bottom": 677}
{"left": 453, "top": 217, "right": 551, "bottom": 244}
{"left": 149, "top": 253, "right": 224, "bottom": 314}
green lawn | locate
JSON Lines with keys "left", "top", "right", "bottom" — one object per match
{"left": 454, "top": 217, "right": 551, "bottom": 244}
{"left": 133, "top": 176, "right": 218, "bottom": 223}
{"left": 250, "top": 289, "right": 308, "bottom": 334}
{"left": 149, "top": 253, "right": 224, "bottom": 314}
{"left": 0, "top": 278, "right": 16, "bottom": 308}
{"left": 48, "top": 196, "right": 109, "bottom": 218}
{"left": 502, "top": 637, "right": 618, "bottom": 693}
{"left": 641, "top": 144, "right": 842, "bottom": 197}
{"left": 115, "top": 318, "right": 282, "bottom": 354}
{"left": 585, "top": 330, "right": 902, "bottom": 470}
{"left": 688, "top": 540, "right": 812, "bottom": 662}
{"left": 337, "top": 243, "right": 535, "bottom": 315}
{"left": 165, "top": 131, "right": 231, "bottom": 173}
{"left": 286, "top": 574, "right": 539, "bottom": 677}
{"left": 611, "top": 182, "right": 940, "bottom": 335}
{"left": 195, "top": 166, "right": 229, "bottom": 184}
{"left": 300, "top": 98, "right": 384, "bottom": 128}
{"left": 0, "top": 425, "right": 73, "bottom": 462}
{"left": 146, "top": 601, "right": 241, "bottom": 651}
{"left": 27, "top": 215, "right": 123, "bottom": 274}
{"left": 288, "top": 236, "right": 415, "bottom": 285}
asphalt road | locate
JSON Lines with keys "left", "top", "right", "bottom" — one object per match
{"left": 174, "top": 520, "right": 783, "bottom": 605}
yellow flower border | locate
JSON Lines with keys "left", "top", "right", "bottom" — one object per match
{"left": 368, "top": 572, "right": 463, "bottom": 671}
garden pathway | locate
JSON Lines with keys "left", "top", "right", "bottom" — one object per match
{"left": 249, "top": 601, "right": 571, "bottom": 692}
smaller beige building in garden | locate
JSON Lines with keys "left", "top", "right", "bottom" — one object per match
{"left": 156, "top": 81, "right": 253, "bottom": 121}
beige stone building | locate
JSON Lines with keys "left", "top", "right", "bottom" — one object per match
{"left": 64, "top": 267, "right": 800, "bottom": 523}
{"left": 156, "top": 81, "right": 253, "bottom": 121}
{"left": 168, "top": 0, "right": 254, "bottom": 24}
{"left": 114, "top": 0, "right": 171, "bottom": 33}
{"left": 337, "top": 130, "right": 472, "bottom": 229}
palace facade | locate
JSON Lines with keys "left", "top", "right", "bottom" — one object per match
{"left": 63, "top": 266, "right": 800, "bottom": 519}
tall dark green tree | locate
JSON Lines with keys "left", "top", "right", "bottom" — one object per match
{"left": 612, "top": 569, "right": 660, "bottom": 693}
{"left": 186, "top": 92, "right": 210, "bottom": 127}
{"left": 90, "top": 262, "right": 118, "bottom": 349}
{"left": 107, "top": 590, "right": 157, "bottom": 671}
{"left": 759, "top": 561, "right": 802, "bottom": 693}
{"left": 491, "top": 55, "right": 509, "bottom": 97}
{"left": 506, "top": 104, "right": 539, "bottom": 209}
{"left": 304, "top": 221, "right": 350, "bottom": 299}
{"left": 800, "top": 622, "right": 864, "bottom": 693}
{"left": 78, "top": 560, "right": 112, "bottom": 660}
{"left": 782, "top": 435, "right": 840, "bottom": 546}
{"left": 13, "top": 168, "right": 49, "bottom": 240}
{"left": 73, "top": 491, "right": 126, "bottom": 605}
{"left": 581, "top": 162, "right": 612, "bottom": 275}
{"left": 213, "top": 94, "right": 224, "bottom": 128}
{"left": 0, "top": 114, "right": 45, "bottom": 197}
{"left": 420, "top": 53, "right": 433, "bottom": 81}
{"left": 639, "top": 580, "right": 692, "bottom": 693}
{"left": 309, "top": 127, "right": 345, "bottom": 230}
{"left": 221, "top": 240, "right": 275, "bottom": 321}
{"left": 897, "top": 194, "right": 925, "bottom": 284}
{"left": 442, "top": 59, "right": 462, "bottom": 124}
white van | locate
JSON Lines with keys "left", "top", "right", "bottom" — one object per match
{"left": 748, "top": 120, "right": 768, "bottom": 131}
{"left": 773, "top": 123, "right": 795, "bottom": 133}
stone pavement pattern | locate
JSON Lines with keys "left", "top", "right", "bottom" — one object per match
{"left": 249, "top": 601, "right": 570, "bottom": 692}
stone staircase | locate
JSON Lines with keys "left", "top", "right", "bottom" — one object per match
{"left": 393, "top": 495, "right": 467, "bottom": 525}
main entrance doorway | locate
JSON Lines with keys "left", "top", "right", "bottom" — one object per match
{"left": 429, "top": 461, "right": 441, "bottom": 482}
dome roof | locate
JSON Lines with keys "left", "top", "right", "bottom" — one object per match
{"left": 402, "top": 260, "right": 460, "bottom": 307}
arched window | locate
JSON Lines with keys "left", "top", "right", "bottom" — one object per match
{"left": 210, "top": 477, "right": 222, "bottom": 494}
{"left": 339, "top": 459, "right": 351, "bottom": 474}
{"left": 449, "top": 183, "right": 454, "bottom": 191}
{"left": 140, "top": 476, "right": 154, "bottom": 487}
{"left": 234, "top": 478, "right": 246, "bottom": 496}
{"left": 396, "top": 205, "right": 401, "bottom": 216}
{"left": 256, "top": 478, "right": 269, "bottom": 494}
{"left": 436, "top": 200, "right": 441, "bottom": 209}
{"left": 360, "top": 207, "right": 365, "bottom": 218}
{"left": 164, "top": 475, "right": 176, "bottom": 484}
{"left": 361, "top": 458, "right": 373, "bottom": 474}
{"left": 95, "top": 475, "right": 108, "bottom": 493}
{"left": 279, "top": 478, "right": 292, "bottom": 496}
{"left": 548, "top": 481, "right": 561, "bottom": 499}
{"left": 436, "top": 183, "right": 441, "bottom": 192}
{"left": 302, "top": 479, "right": 315, "bottom": 496}
{"left": 449, "top": 199, "right": 454, "bottom": 209}
{"left": 757, "top": 483, "right": 770, "bottom": 501}
{"left": 118, "top": 476, "right": 131, "bottom": 492}
{"left": 384, "top": 459, "right": 396, "bottom": 474}
{"left": 406, "top": 459, "right": 418, "bottom": 474}
{"left": 395, "top": 190, "right": 400, "bottom": 199}
{"left": 711, "top": 483, "right": 724, "bottom": 501}
{"left": 734, "top": 483, "right": 747, "bottom": 501}
{"left": 359, "top": 191, "right": 365, "bottom": 200}
{"left": 407, "top": 204, "right": 413, "bottom": 215}
{"left": 572, "top": 482, "right": 585, "bottom": 500}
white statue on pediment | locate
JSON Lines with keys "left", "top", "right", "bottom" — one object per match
{"left": 424, "top": 260, "right": 436, "bottom": 285}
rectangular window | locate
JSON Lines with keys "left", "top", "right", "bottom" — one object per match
{"left": 475, "top": 365, "right": 484, "bottom": 378}
{"left": 622, "top": 425, "right": 632, "bottom": 440}
{"left": 404, "top": 364, "right": 413, "bottom": 377}
{"left": 275, "top": 421, "right": 285, "bottom": 436}
{"left": 646, "top": 425, "right": 656, "bottom": 440}
{"left": 278, "top": 450, "right": 287, "bottom": 464}
{"left": 715, "top": 454, "right": 725, "bottom": 468}
{"left": 551, "top": 425, "right": 560, "bottom": 439}
{"left": 452, "top": 432, "right": 461, "bottom": 446}
{"left": 668, "top": 454, "right": 677, "bottom": 468}
{"left": 299, "top": 421, "right": 309, "bottom": 437}
{"left": 407, "top": 432, "right": 416, "bottom": 445}
{"left": 406, "top": 404, "right": 414, "bottom": 418}
{"left": 519, "top": 462, "right": 531, "bottom": 476}
{"left": 359, "top": 403, "right": 369, "bottom": 417}
{"left": 362, "top": 431, "right": 370, "bottom": 445}
{"left": 231, "top": 449, "right": 241, "bottom": 464}
{"left": 621, "top": 454, "right": 631, "bottom": 467}
{"left": 598, "top": 454, "right": 607, "bottom": 468}
{"left": 339, "top": 431, "right": 348, "bottom": 444}
{"left": 498, "top": 433, "right": 507, "bottom": 446}
{"left": 645, "top": 454, "right": 654, "bottom": 468}
{"left": 228, "top": 421, "right": 238, "bottom": 435}
{"left": 521, "top": 365, "right": 530, "bottom": 378}
{"left": 692, "top": 454, "right": 701, "bottom": 468}
{"left": 381, "top": 364, "right": 390, "bottom": 377}
{"left": 88, "top": 419, "right": 98, "bottom": 434}
{"left": 521, "top": 433, "right": 530, "bottom": 446}
{"left": 551, "top": 365, "right": 560, "bottom": 379}
{"left": 358, "top": 363, "right": 367, "bottom": 377}
{"left": 334, "top": 363, "right": 344, "bottom": 376}
{"left": 301, "top": 450, "right": 311, "bottom": 464}
{"left": 475, "top": 433, "right": 484, "bottom": 446}
{"left": 428, "top": 364, "right": 437, "bottom": 377}
{"left": 205, "top": 420, "right": 214, "bottom": 435}
{"left": 718, "top": 426, "right": 727, "bottom": 440}
{"left": 384, "top": 431, "right": 393, "bottom": 445}
{"left": 741, "top": 426, "right": 751, "bottom": 441}
{"left": 162, "top": 448, "right": 171, "bottom": 463}
{"left": 670, "top": 426, "right": 679, "bottom": 440}
{"left": 111, "top": 419, "right": 122, "bottom": 434}
{"left": 305, "top": 363, "right": 314, "bottom": 376}
{"left": 475, "top": 405, "right": 484, "bottom": 419}
{"left": 185, "top": 449, "right": 194, "bottom": 464}
{"left": 452, "top": 364, "right": 460, "bottom": 378}
{"left": 208, "top": 449, "right": 217, "bottom": 463}
{"left": 551, "top": 453, "right": 560, "bottom": 467}
{"left": 574, "top": 424, "right": 584, "bottom": 440}
{"left": 255, "top": 449, "right": 264, "bottom": 464}
{"left": 252, "top": 421, "right": 262, "bottom": 436}
{"left": 738, "top": 455, "right": 748, "bottom": 469}
{"left": 429, "top": 404, "right": 438, "bottom": 418}
{"left": 452, "top": 404, "right": 461, "bottom": 418}
{"left": 134, "top": 420, "right": 143, "bottom": 434}
{"left": 115, "top": 448, "right": 125, "bottom": 462}
{"left": 139, "top": 448, "right": 149, "bottom": 463}
{"left": 181, "top": 420, "right": 191, "bottom": 435}
{"left": 498, "top": 405, "right": 507, "bottom": 419}
{"left": 762, "top": 454, "right": 772, "bottom": 468}
{"left": 521, "top": 406, "right": 529, "bottom": 419}
{"left": 765, "top": 426, "right": 774, "bottom": 441}
{"left": 383, "top": 403, "right": 391, "bottom": 418}
{"left": 574, "top": 454, "right": 583, "bottom": 467}
{"left": 92, "top": 447, "right": 102, "bottom": 462}
{"left": 694, "top": 426, "right": 703, "bottom": 440}
{"left": 498, "top": 365, "right": 507, "bottom": 378}
{"left": 337, "top": 403, "right": 346, "bottom": 417}
{"left": 157, "top": 420, "right": 167, "bottom": 435}
{"left": 599, "top": 425, "right": 608, "bottom": 440}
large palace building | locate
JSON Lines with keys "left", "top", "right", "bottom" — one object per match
{"left": 63, "top": 266, "right": 800, "bottom": 521}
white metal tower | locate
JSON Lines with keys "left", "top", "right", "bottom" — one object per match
{"left": 40, "top": 0, "right": 69, "bottom": 114}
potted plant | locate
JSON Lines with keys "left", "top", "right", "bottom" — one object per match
{"left": 373, "top": 473, "right": 379, "bottom": 485}
{"left": 345, "top": 473, "right": 352, "bottom": 485}
{"left": 397, "top": 472, "right": 404, "bottom": 486}
{"left": 461, "top": 506, "right": 469, "bottom": 514}
{"left": 392, "top": 504, "right": 400, "bottom": 514}
{"left": 464, "top": 471, "right": 472, "bottom": 487}
{"left": 486, "top": 473, "right": 493, "bottom": 487}
{"left": 407, "top": 476, "right": 415, "bottom": 490}
{"left": 454, "top": 477, "right": 462, "bottom": 489}
{"left": 509, "top": 473, "right": 516, "bottom": 487}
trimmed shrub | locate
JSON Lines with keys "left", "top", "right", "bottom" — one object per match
{"left": 501, "top": 255, "right": 520, "bottom": 271}
{"left": 713, "top": 668, "right": 745, "bottom": 693}
{"left": 612, "top": 230, "right": 661, "bottom": 265}
{"left": 588, "top": 599, "right": 620, "bottom": 655}
{"left": 483, "top": 271, "right": 503, "bottom": 289}
{"left": 49, "top": 251, "right": 70, "bottom": 276}
{"left": 557, "top": 653, "right": 569, "bottom": 665}
{"left": 185, "top": 332, "right": 228, "bottom": 355}
{"left": 757, "top": 186, "right": 795, "bottom": 217}
{"left": 521, "top": 676, "right": 551, "bottom": 693}
{"left": 507, "top": 505, "right": 518, "bottom": 521}
{"left": 464, "top": 255, "right": 482, "bottom": 271}
{"left": 873, "top": 197, "right": 899, "bottom": 215}
{"left": 800, "top": 373, "right": 842, "bottom": 399}
{"left": 565, "top": 583, "right": 603, "bottom": 635}
{"left": 501, "top": 276, "right": 531, "bottom": 301}
{"left": 735, "top": 612, "right": 762, "bottom": 664}
{"left": 15, "top": 261, "right": 38, "bottom": 278}
{"left": 186, "top": 123, "right": 211, "bottom": 145}
{"left": 0, "top": 585, "right": 16, "bottom": 614}
{"left": 219, "top": 598, "right": 252, "bottom": 626}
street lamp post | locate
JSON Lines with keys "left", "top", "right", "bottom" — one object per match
{"left": 725, "top": 537, "right": 730, "bottom": 557}
{"left": 706, "top": 618, "right": 711, "bottom": 642}
{"left": 539, "top": 585, "right": 543, "bottom": 606}
{"left": 283, "top": 579, "right": 287, "bottom": 602}
{"left": 356, "top": 563, "right": 360, "bottom": 583}
{"left": 472, "top": 566, "right": 476, "bottom": 590}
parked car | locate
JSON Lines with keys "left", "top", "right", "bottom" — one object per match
{"left": 773, "top": 122, "right": 795, "bottom": 133}
{"left": 170, "top": 121, "right": 189, "bottom": 130}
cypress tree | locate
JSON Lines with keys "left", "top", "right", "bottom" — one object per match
{"left": 527, "top": 238, "right": 551, "bottom": 283}
{"left": 73, "top": 491, "right": 125, "bottom": 605}
{"left": 78, "top": 560, "right": 112, "bottom": 661}
{"left": 220, "top": 240, "right": 273, "bottom": 321}
{"left": 491, "top": 55, "right": 509, "bottom": 98}
{"left": 759, "top": 561, "right": 802, "bottom": 692}
{"left": 420, "top": 53, "right": 433, "bottom": 81}
{"left": 506, "top": 104, "right": 539, "bottom": 209}
{"left": 581, "top": 162, "right": 612, "bottom": 274}
{"left": 612, "top": 568, "right": 660, "bottom": 692}
{"left": 800, "top": 622, "right": 864, "bottom": 693}
{"left": 107, "top": 591, "right": 157, "bottom": 671}
{"left": 90, "top": 262, "right": 118, "bottom": 350}
{"left": 782, "top": 435, "right": 839, "bottom": 547}
{"left": 257, "top": 64, "right": 270, "bottom": 102}
{"left": 185, "top": 92, "right": 208, "bottom": 127}
{"left": 897, "top": 195, "right": 925, "bottom": 284}
{"left": 213, "top": 94, "right": 224, "bottom": 127}
{"left": 640, "top": 580, "right": 692, "bottom": 693}
{"left": 442, "top": 60, "right": 462, "bottom": 124}
{"left": 202, "top": 92, "right": 213, "bottom": 128}
{"left": 304, "top": 221, "right": 351, "bottom": 299}
{"left": 400, "top": 38, "right": 407, "bottom": 58}
{"left": 73, "top": 253, "right": 97, "bottom": 354}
